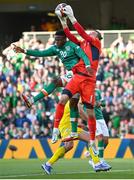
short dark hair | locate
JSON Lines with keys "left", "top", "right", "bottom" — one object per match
{"left": 95, "top": 30, "right": 103, "bottom": 40}
{"left": 55, "top": 30, "right": 66, "bottom": 37}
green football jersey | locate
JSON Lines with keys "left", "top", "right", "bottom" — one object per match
{"left": 94, "top": 89, "right": 106, "bottom": 120}
{"left": 26, "top": 41, "right": 90, "bottom": 71}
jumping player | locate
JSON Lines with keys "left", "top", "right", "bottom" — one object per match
{"left": 12, "top": 30, "right": 93, "bottom": 143}
{"left": 53, "top": 4, "right": 102, "bottom": 149}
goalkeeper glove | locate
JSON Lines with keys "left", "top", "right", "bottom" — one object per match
{"left": 55, "top": 9, "right": 68, "bottom": 28}
{"left": 63, "top": 5, "right": 77, "bottom": 24}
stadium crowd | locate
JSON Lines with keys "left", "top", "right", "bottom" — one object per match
{"left": 0, "top": 35, "right": 134, "bottom": 140}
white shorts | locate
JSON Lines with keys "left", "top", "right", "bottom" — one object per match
{"left": 61, "top": 71, "right": 79, "bottom": 99}
{"left": 96, "top": 119, "right": 109, "bottom": 137}
{"left": 61, "top": 71, "right": 73, "bottom": 86}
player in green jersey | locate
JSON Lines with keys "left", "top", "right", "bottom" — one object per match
{"left": 13, "top": 30, "right": 90, "bottom": 71}
{"left": 13, "top": 30, "right": 91, "bottom": 109}
{"left": 13, "top": 30, "right": 89, "bottom": 109}
{"left": 12, "top": 30, "right": 93, "bottom": 143}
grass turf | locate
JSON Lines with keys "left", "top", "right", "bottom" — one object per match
{"left": 0, "top": 158, "right": 133, "bottom": 179}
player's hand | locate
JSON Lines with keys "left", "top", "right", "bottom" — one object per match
{"left": 55, "top": 9, "right": 62, "bottom": 17}
{"left": 12, "top": 44, "right": 25, "bottom": 53}
{"left": 63, "top": 5, "right": 74, "bottom": 18}
{"left": 86, "top": 66, "right": 95, "bottom": 76}
{"left": 55, "top": 11, "right": 68, "bottom": 28}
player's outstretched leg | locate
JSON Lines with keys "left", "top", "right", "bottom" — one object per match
{"left": 22, "top": 76, "right": 63, "bottom": 108}
{"left": 41, "top": 146, "right": 67, "bottom": 174}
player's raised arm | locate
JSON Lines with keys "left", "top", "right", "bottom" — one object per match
{"left": 55, "top": 6, "right": 80, "bottom": 45}
{"left": 63, "top": 5, "right": 102, "bottom": 48}
{"left": 62, "top": 5, "right": 93, "bottom": 42}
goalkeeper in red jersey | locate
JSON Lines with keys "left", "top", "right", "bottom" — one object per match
{"left": 54, "top": 4, "right": 102, "bottom": 148}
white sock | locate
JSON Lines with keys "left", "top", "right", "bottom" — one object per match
{"left": 46, "top": 162, "right": 51, "bottom": 166}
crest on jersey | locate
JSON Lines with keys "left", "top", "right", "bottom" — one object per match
{"left": 56, "top": 49, "right": 60, "bottom": 52}
{"left": 65, "top": 46, "right": 70, "bottom": 51}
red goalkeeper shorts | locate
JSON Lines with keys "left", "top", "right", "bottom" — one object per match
{"left": 64, "top": 74, "right": 96, "bottom": 105}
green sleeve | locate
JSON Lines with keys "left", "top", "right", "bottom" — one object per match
{"left": 74, "top": 44, "right": 90, "bottom": 66}
{"left": 26, "top": 46, "right": 56, "bottom": 57}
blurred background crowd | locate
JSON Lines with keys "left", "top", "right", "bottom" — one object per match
{"left": 0, "top": 34, "right": 134, "bottom": 140}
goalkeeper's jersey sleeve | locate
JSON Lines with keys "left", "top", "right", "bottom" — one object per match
{"left": 94, "top": 89, "right": 105, "bottom": 120}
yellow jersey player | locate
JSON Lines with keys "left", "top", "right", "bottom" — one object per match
{"left": 41, "top": 101, "right": 110, "bottom": 174}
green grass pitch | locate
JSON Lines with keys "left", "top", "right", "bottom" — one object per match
{"left": 0, "top": 159, "right": 133, "bottom": 179}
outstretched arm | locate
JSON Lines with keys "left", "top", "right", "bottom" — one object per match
{"left": 63, "top": 5, "right": 93, "bottom": 43}
{"left": 12, "top": 44, "right": 56, "bottom": 57}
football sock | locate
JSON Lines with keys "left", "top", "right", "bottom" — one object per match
{"left": 54, "top": 103, "right": 65, "bottom": 128}
{"left": 33, "top": 82, "right": 60, "bottom": 103}
{"left": 98, "top": 140, "right": 104, "bottom": 159}
{"left": 88, "top": 117, "right": 96, "bottom": 141}
{"left": 70, "top": 107, "right": 79, "bottom": 133}
{"left": 48, "top": 146, "right": 66, "bottom": 165}
{"left": 89, "top": 146, "right": 100, "bottom": 165}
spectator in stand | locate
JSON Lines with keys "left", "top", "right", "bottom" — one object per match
{"left": 0, "top": 34, "right": 133, "bottom": 139}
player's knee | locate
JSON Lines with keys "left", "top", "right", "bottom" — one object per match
{"left": 65, "top": 141, "right": 74, "bottom": 151}
{"left": 59, "top": 94, "right": 69, "bottom": 105}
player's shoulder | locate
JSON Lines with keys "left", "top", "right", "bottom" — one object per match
{"left": 89, "top": 36, "right": 101, "bottom": 49}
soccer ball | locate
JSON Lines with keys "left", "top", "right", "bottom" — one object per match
{"left": 84, "top": 151, "right": 90, "bottom": 158}
{"left": 55, "top": 3, "right": 67, "bottom": 17}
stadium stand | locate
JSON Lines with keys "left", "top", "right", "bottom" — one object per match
{"left": 0, "top": 31, "right": 134, "bottom": 139}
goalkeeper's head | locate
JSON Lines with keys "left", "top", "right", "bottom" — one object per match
{"left": 89, "top": 30, "right": 103, "bottom": 40}
{"left": 55, "top": 30, "right": 67, "bottom": 47}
